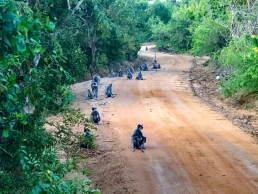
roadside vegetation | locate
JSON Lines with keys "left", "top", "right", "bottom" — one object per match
{"left": 151, "top": 0, "right": 258, "bottom": 98}
{"left": 1, "top": 0, "right": 257, "bottom": 193}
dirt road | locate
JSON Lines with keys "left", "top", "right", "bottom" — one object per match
{"left": 72, "top": 46, "right": 258, "bottom": 193}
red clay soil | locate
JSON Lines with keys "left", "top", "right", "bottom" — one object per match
{"left": 70, "top": 46, "right": 258, "bottom": 194}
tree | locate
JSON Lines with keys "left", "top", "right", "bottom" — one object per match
{"left": 0, "top": 1, "right": 99, "bottom": 193}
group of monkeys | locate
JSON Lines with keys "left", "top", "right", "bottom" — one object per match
{"left": 109, "top": 60, "right": 161, "bottom": 81}
{"left": 86, "top": 74, "right": 114, "bottom": 100}
{"left": 78, "top": 107, "right": 146, "bottom": 153}
{"left": 80, "top": 59, "right": 162, "bottom": 153}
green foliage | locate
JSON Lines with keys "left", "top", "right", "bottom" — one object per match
{"left": 0, "top": 0, "right": 98, "bottom": 193}
{"left": 151, "top": 0, "right": 231, "bottom": 53}
{"left": 150, "top": 1, "right": 172, "bottom": 24}
{"left": 191, "top": 18, "right": 230, "bottom": 56}
{"left": 219, "top": 35, "right": 258, "bottom": 96}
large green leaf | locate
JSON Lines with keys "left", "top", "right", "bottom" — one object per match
{"left": 2, "top": 11, "right": 17, "bottom": 22}
{"left": 2, "top": 22, "right": 15, "bottom": 34}
{"left": 16, "top": 37, "right": 26, "bottom": 52}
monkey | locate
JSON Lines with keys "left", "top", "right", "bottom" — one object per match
{"left": 131, "top": 124, "right": 146, "bottom": 152}
{"left": 109, "top": 70, "right": 115, "bottom": 78}
{"left": 138, "top": 65, "right": 144, "bottom": 72}
{"left": 76, "top": 127, "right": 95, "bottom": 154}
{"left": 128, "top": 66, "right": 134, "bottom": 74}
{"left": 143, "top": 62, "right": 148, "bottom": 71}
{"left": 136, "top": 70, "right": 144, "bottom": 80}
{"left": 157, "top": 63, "right": 161, "bottom": 69}
{"left": 127, "top": 70, "right": 133, "bottom": 80}
{"left": 118, "top": 69, "right": 123, "bottom": 77}
{"left": 152, "top": 62, "right": 158, "bottom": 69}
{"left": 105, "top": 84, "right": 114, "bottom": 98}
{"left": 86, "top": 89, "right": 94, "bottom": 100}
{"left": 92, "top": 74, "right": 100, "bottom": 85}
{"left": 90, "top": 107, "right": 101, "bottom": 124}
{"left": 91, "top": 82, "right": 98, "bottom": 98}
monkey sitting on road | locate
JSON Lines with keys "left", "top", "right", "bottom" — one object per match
{"left": 91, "top": 81, "right": 98, "bottom": 98}
{"left": 131, "top": 124, "right": 146, "bottom": 152}
{"left": 86, "top": 89, "right": 94, "bottom": 100}
{"left": 105, "top": 84, "right": 114, "bottom": 98}
{"left": 127, "top": 71, "right": 133, "bottom": 80}
{"left": 109, "top": 70, "right": 115, "bottom": 78}
{"left": 118, "top": 69, "right": 123, "bottom": 77}
{"left": 136, "top": 70, "right": 144, "bottom": 80}
{"left": 143, "top": 62, "right": 148, "bottom": 71}
{"left": 90, "top": 107, "right": 101, "bottom": 124}
{"left": 152, "top": 62, "right": 158, "bottom": 69}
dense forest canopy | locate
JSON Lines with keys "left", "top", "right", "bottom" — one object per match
{"left": 0, "top": 0, "right": 257, "bottom": 193}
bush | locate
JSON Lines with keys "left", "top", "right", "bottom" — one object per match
{"left": 219, "top": 35, "right": 258, "bottom": 96}
{"left": 191, "top": 18, "right": 229, "bottom": 56}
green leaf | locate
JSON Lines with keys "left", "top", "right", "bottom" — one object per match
{"left": 2, "top": 11, "right": 17, "bottom": 22}
{"left": 3, "top": 130, "right": 9, "bottom": 137}
{"left": 9, "top": 74, "right": 16, "bottom": 81}
{"left": 21, "top": 120, "right": 28, "bottom": 125}
{"left": 2, "top": 22, "right": 15, "bottom": 34}
{"left": 82, "top": 170, "right": 91, "bottom": 175}
{"left": 0, "top": 77, "right": 7, "bottom": 82}
{"left": 46, "top": 16, "right": 50, "bottom": 24}
{"left": 16, "top": 37, "right": 26, "bottom": 52}
{"left": 15, "top": 113, "right": 24, "bottom": 119}
{"left": 34, "top": 45, "right": 42, "bottom": 53}
{"left": 46, "top": 21, "right": 55, "bottom": 30}
{"left": 21, "top": 49, "right": 30, "bottom": 57}
{"left": 11, "top": 36, "right": 17, "bottom": 46}
{"left": 30, "top": 38, "right": 39, "bottom": 45}
{"left": 3, "top": 33, "right": 11, "bottom": 46}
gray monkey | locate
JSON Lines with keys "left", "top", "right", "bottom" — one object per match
{"left": 90, "top": 107, "right": 101, "bottom": 124}
{"left": 105, "top": 84, "right": 114, "bottom": 98}
{"left": 131, "top": 124, "right": 146, "bottom": 152}
{"left": 93, "top": 74, "right": 100, "bottom": 85}
{"left": 86, "top": 89, "right": 94, "bottom": 100}
{"left": 136, "top": 70, "right": 143, "bottom": 80}
{"left": 128, "top": 66, "right": 134, "bottom": 74}
{"left": 118, "top": 69, "right": 123, "bottom": 77}
{"left": 91, "top": 82, "right": 98, "bottom": 98}
{"left": 143, "top": 62, "right": 148, "bottom": 71}
{"left": 127, "top": 70, "right": 133, "bottom": 80}
{"left": 109, "top": 70, "right": 115, "bottom": 78}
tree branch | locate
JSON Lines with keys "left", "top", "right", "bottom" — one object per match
{"left": 72, "top": 0, "right": 85, "bottom": 14}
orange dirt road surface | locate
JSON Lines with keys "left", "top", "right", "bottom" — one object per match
{"left": 71, "top": 46, "right": 258, "bottom": 194}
